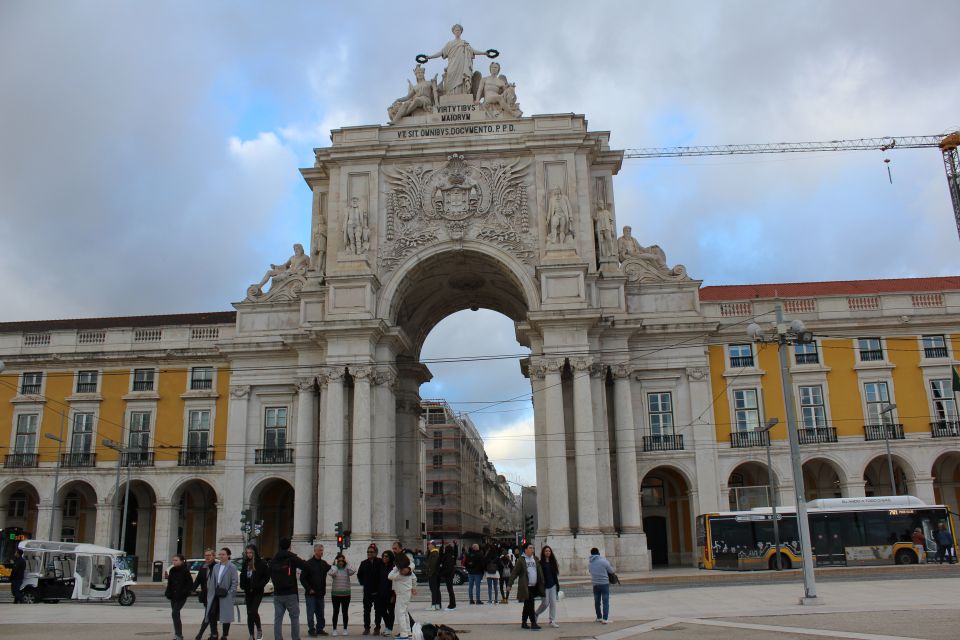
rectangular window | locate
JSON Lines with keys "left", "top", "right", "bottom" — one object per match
{"left": 14, "top": 414, "right": 39, "bottom": 453}
{"left": 427, "top": 409, "right": 446, "bottom": 425}
{"left": 798, "top": 385, "right": 827, "bottom": 429}
{"left": 922, "top": 335, "right": 948, "bottom": 359}
{"left": 432, "top": 454, "right": 443, "bottom": 469}
{"left": 432, "top": 510, "right": 443, "bottom": 526}
{"left": 21, "top": 372, "right": 42, "bottom": 395}
{"left": 432, "top": 481, "right": 443, "bottom": 495}
{"left": 434, "top": 430, "right": 443, "bottom": 449}
{"left": 264, "top": 407, "right": 288, "bottom": 450}
{"left": 132, "top": 368, "right": 155, "bottom": 391}
{"left": 190, "top": 367, "right": 213, "bottom": 390}
{"left": 795, "top": 342, "right": 819, "bottom": 365}
{"left": 187, "top": 409, "right": 211, "bottom": 450}
{"left": 863, "top": 381, "right": 893, "bottom": 425}
{"left": 64, "top": 495, "right": 79, "bottom": 518}
{"left": 8, "top": 495, "right": 27, "bottom": 518}
{"left": 647, "top": 392, "right": 674, "bottom": 436}
{"left": 128, "top": 411, "right": 151, "bottom": 450}
{"left": 76, "top": 370, "right": 98, "bottom": 393}
{"left": 931, "top": 379, "right": 958, "bottom": 422}
{"left": 733, "top": 389, "right": 760, "bottom": 432}
{"left": 729, "top": 344, "right": 754, "bottom": 368}
{"left": 858, "top": 338, "right": 884, "bottom": 362}
{"left": 70, "top": 413, "right": 94, "bottom": 453}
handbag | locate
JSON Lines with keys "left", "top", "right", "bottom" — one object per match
{"left": 607, "top": 572, "right": 620, "bottom": 585}
{"left": 216, "top": 586, "right": 228, "bottom": 598}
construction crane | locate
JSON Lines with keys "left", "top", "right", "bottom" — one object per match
{"left": 625, "top": 132, "right": 960, "bottom": 241}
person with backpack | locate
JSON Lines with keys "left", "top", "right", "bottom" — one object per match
{"left": 497, "top": 548, "right": 512, "bottom": 604}
{"left": 302, "top": 544, "right": 331, "bottom": 636}
{"left": 194, "top": 549, "right": 219, "bottom": 640}
{"left": 271, "top": 537, "right": 311, "bottom": 640}
{"left": 483, "top": 545, "right": 501, "bottom": 605}
{"left": 440, "top": 545, "right": 457, "bottom": 611}
{"left": 425, "top": 540, "right": 442, "bottom": 611}
{"left": 357, "top": 544, "right": 383, "bottom": 635}
{"left": 165, "top": 554, "right": 195, "bottom": 640}
{"left": 465, "top": 543, "right": 484, "bottom": 605}
{"left": 328, "top": 553, "right": 356, "bottom": 636}
{"left": 240, "top": 544, "right": 270, "bottom": 640}
{"left": 588, "top": 547, "right": 615, "bottom": 624}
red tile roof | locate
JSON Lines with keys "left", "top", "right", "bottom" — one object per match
{"left": 699, "top": 276, "right": 960, "bottom": 301}
{"left": 0, "top": 311, "right": 236, "bottom": 333}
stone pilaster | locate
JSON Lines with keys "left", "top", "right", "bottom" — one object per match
{"left": 538, "top": 358, "right": 569, "bottom": 534}
{"left": 571, "top": 357, "right": 600, "bottom": 534}
{"left": 350, "top": 366, "right": 374, "bottom": 538}
{"left": 612, "top": 364, "right": 642, "bottom": 533}
{"left": 371, "top": 368, "right": 398, "bottom": 544}
{"left": 318, "top": 367, "right": 347, "bottom": 539}
{"left": 94, "top": 500, "right": 113, "bottom": 548}
{"left": 529, "top": 367, "right": 550, "bottom": 536}
{"left": 292, "top": 377, "right": 318, "bottom": 554}
{"left": 590, "top": 362, "right": 615, "bottom": 534}
{"left": 218, "top": 384, "right": 250, "bottom": 550}
{"left": 152, "top": 500, "right": 177, "bottom": 566}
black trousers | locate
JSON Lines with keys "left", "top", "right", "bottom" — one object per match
{"left": 332, "top": 594, "right": 351, "bottom": 629}
{"left": 443, "top": 574, "right": 456, "bottom": 608}
{"left": 363, "top": 591, "right": 381, "bottom": 628}
{"left": 428, "top": 574, "right": 442, "bottom": 605}
{"left": 522, "top": 595, "right": 538, "bottom": 625}
{"left": 376, "top": 593, "right": 394, "bottom": 631}
{"left": 197, "top": 598, "right": 219, "bottom": 639}
{"left": 246, "top": 591, "right": 264, "bottom": 635}
{"left": 171, "top": 598, "right": 186, "bottom": 638}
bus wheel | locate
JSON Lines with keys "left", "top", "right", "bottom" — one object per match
{"left": 895, "top": 549, "right": 917, "bottom": 565}
{"left": 769, "top": 554, "right": 792, "bottom": 570}
{"left": 20, "top": 587, "right": 37, "bottom": 604}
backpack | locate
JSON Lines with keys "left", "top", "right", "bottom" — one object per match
{"left": 270, "top": 554, "right": 297, "bottom": 592}
{"left": 421, "top": 623, "right": 459, "bottom": 640}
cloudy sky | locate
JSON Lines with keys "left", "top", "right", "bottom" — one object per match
{"left": 3, "top": 1, "right": 959, "bottom": 485}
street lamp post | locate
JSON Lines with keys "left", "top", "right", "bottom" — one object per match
{"left": 879, "top": 404, "right": 898, "bottom": 495}
{"left": 759, "top": 417, "right": 782, "bottom": 571}
{"left": 44, "top": 419, "right": 65, "bottom": 541}
{"left": 747, "top": 304, "right": 819, "bottom": 604}
{"left": 103, "top": 439, "right": 133, "bottom": 552}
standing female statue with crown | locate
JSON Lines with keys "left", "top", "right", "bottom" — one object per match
{"left": 421, "top": 24, "right": 497, "bottom": 96}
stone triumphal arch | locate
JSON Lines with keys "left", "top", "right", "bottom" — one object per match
{"left": 225, "top": 25, "right": 716, "bottom": 571}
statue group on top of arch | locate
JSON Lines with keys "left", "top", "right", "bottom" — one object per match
{"left": 387, "top": 24, "right": 522, "bottom": 124}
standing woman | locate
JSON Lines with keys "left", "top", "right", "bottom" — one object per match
{"left": 328, "top": 553, "right": 356, "bottom": 636}
{"left": 535, "top": 545, "right": 560, "bottom": 627}
{"left": 484, "top": 545, "right": 501, "bottom": 605}
{"left": 166, "top": 554, "right": 195, "bottom": 640}
{"left": 240, "top": 544, "right": 269, "bottom": 640}
{"left": 440, "top": 544, "right": 457, "bottom": 611}
{"left": 207, "top": 547, "right": 239, "bottom": 639}
{"left": 376, "top": 550, "right": 396, "bottom": 637}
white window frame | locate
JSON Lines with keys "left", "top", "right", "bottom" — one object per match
{"left": 263, "top": 406, "right": 289, "bottom": 450}
{"left": 930, "top": 378, "right": 958, "bottom": 422}
{"left": 862, "top": 380, "right": 896, "bottom": 425}
{"left": 19, "top": 371, "right": 44, "bottom": 396}
{"left": 188, "top": 366, "right": 215, "bottom": 392}
{"left": 920, "top": 335, "right": 949, "bottom": 360}
{"left": 127, "top": 410, "right": 152, "bottom": 451}
{"left": 732, "top": 388, "right": 761, "bottom": 432}
{"left": 185, "top": 407, "right": 213, "bottom": 451}
{"left": 647, "top": 392, "right": 675, "bottom": 436}
{"left": 130, "top": 367, "right": 157, "bottom": 392}
{"left": 728, "top": 343, "right": 755, "bottom": 368}
{"left": 13, "top": 413, "right": 40, "bottom": 454}
{"left": 797, "top": 384, "right": 828, "bottom": 430}
{"left": 69, "top": 412, "right": 96, "bottom": 454}
{"left": 856, "top": 337, "right": 885, "bottom": 363}
{"left": 793, "top": 341, "right": 820, "bottom": 365}
{"left": 75, "top": 370, "right": 99, "bottom": 394}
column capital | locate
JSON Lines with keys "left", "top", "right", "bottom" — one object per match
{"left": 589, "top": 362, "right": 608, "bottom": 379}
{"left": 317, "top": 366, "right": 347, "bottom": 387}
{"left": 570, "top": 356, "right": 593, "bottom": 373}
{"left": 296, "top": 376, "right": 317, "bottom": 393}
{"left": 686, "top": 366, "right": 708, "bottom": 381}
{"left": 530, "top": 356, "right": 564, "bottom": 378}
{"left": 350, "top": 366, "right": 373, "bottom": 381}
{"left": 611, "top": 363, "right": 633, "bottom": 380}
{"left": 230, "top": 384, "right": 251, "bottom": 399}
{"left": 372, "top": 367, "right": 398, "bottom": 389}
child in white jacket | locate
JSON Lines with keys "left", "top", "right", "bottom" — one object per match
{"left": 389, "top": 554, "right": 416, "bottom": 639}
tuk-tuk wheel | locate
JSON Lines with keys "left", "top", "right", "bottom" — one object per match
{"left": 20, "top": 587, "right": 37, "bottom": 604}
{"left": 118, "top": 587, "right": 136, "bottom": 606}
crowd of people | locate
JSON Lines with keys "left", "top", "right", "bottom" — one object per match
{"left": 160, "top": 539, "right": 618, "bottom": 639}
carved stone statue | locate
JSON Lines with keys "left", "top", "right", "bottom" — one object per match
{"left": 595, "top": 204, "right": 616, "bottom": 257}
{"left": 546, "top": 188, "right": 575, "bottom": 246}
{"left": 617, "top": 225, "right": 689, "bottom": 283}
{"left": 343, "top": 196, "right": 370, "bottom": 255}
{"left": 423, "top": 24, "right": 494, "bottom": 96}
{"left": 388, "top": 65, "right": 438, "bottom": 124}
{"left": 617, "top": 225, "right": 656, "bottom": 262}
{"left": 475, "top": 61, "right": 522, "bottom": 118}
{"left": 312, "top": 223, "right": 327, "bottom": 271}
{"left": 246, "top": 243, "right": 311, "bottom": 301}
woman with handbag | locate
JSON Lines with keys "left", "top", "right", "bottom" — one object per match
{"left": 535, "top": 545, "right": 560, "bottom": 627}
{"left": 240, "top": 544, "right": 269, "bottom": 640}
{"left": 207, "top": 547, "right": 239, "bottom": 639}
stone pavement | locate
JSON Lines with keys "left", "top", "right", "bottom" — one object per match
{"left": 2, "top": 575, "right": 958, "bottom": 639}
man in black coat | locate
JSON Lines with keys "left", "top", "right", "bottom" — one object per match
{"left": 357, "top": 544, "right": 384, "bottom": 635}
{"left": 10, "top": 549, "right": 27, "bottom": 604}
{"left": 300, "top": 543, "right": 331, "bottom": 636}
{"left": 193, "top": 549, "right": 219, "bottom": 640}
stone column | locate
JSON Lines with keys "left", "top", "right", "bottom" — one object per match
{"left": 529, "top": 370, "right": 550, "bottom": 536}
{"left": 913, "top": 476, "right": 937, "bottom": 505}
{"left": 612, "top": 364, "right": 642, "bottom": 533}
{"left": 94, "top": 500, "right": 113, "bottom": 547}
{"left": 371, "top": 369, "right": 398, "bottom": 544}
{"left": 35, "top": 502, "right": 54, "bottom": 542}
{"left": 590, "top": 363, "right": 615, "bottom": 534}
{"left": 292, "top": 377, "right": 318, "bottom": 555}
{"left": 152, "top": 500, "right": 177, "bottom": 567}
{"left": 539, "top": 358, "right": 569, "bottom": 534}
{"left": 319, "top": 366, "right": 346, "bottom": 538}
{"left": 686, "top": 367, "right": 722, "bottom": 514}
{"left": 350, "top": 367, "right": 373, "bottom": 538}
{"left": 218, "top": 385, "right": 250, "bottom": 549}
{"left": 841, "top": 478, "right": 866, "bottom": 498}
{"left": 571, "top": 357, "right": 600, "bottom": 533}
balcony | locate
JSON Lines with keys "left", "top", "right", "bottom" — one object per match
{"left": 61, "top": 452, "right": 96, "bottom": 467}
{"left": 931, "top": 421, "right": 960, "bottom": 438}
{"left": 797, "top": 427, "right": 838, "bottom": 444}
{"left": 132, "top": 380, "right": 154, "bottom": 391}
{"left": 730, "top": 431, "right": 769, "bottom": 448}
{"left": 76, "top": 382, "right": 97, "bottom": 393}
{"left": 924, "top": 347, "right": 949, "bottom": 359}
{"left": 795, "top": 352, "right": 819, "bottom": 365}
{"left": 642, "top": 434, "right": 684, "bottom": 452}
{"left": 20, "top": 384, "right": 41, "bottom": 395}
{"left": 859, "top": 350, "right": 884, "bottom": 362}
{"left": 178, "top": 449, "right": 215, "bottom": 466}
{"left": 121, "top": 451, "right": 155, "bottom": 467}
{"left": 729, "top": 356, "right": 754, "bottom": 368}
{"left": 190, "top": 379, "right": 213, "bottom": 391}
{"left": 4, "top": 453, "right": 39, "bottom": 469}
{"left": 864, "top": 423, "right": 905, "bottom": 441}
{"left": 255, "top": 448, "right": 293, "bottom": 464}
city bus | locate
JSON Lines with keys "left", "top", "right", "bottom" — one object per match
{"left": 0, "top": 526, "right": 32, "bottom": 582}
{"left": 696, "top": 496, "right": 956, "bottom": 570}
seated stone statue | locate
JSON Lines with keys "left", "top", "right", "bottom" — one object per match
{"left": 617, "top": 225, "right": 666, "bottom": 264}
{"left": 254, "top": 243, "right": 310, "bottom": 293}
{"left": 388, "top": 65, "right": 438, "bottom": 124}
{"left": 474, "top": 61, "right": 522, "bottom": 118}
{"left": 617, "top": 225, "right": 688, "bottom": 283}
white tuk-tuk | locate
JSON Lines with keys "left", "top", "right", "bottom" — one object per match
{"left": 18, "top": 540, "right": 136, "bottom": 605}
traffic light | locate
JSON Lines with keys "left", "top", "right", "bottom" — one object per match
{"left": 335, "top": 521, "right": 344, "bottom": 550}
{"left": 343, "top": 530, "right": 352, "bottom": 550}
{"left": 524, "top": 514, "right": 535, "bottom": 540}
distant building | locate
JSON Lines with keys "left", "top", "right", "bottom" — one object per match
{"left": 422, "top": 400, "right": 520, "bottom": 545}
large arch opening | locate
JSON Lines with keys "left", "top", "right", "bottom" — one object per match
{"left": 0, "top": 480, "right": 40, "bottom": 535}
{"left": 251, "top": 478, "right": 294, "bottom": 556}
{"left": 727, "top": 461, "right": 776, "bottom": 511}
{"left": 171, "top": 479, "right": 218, "bottom": 558}
{"left": 802, "top": 458, "right": 843, "bottom": 501}
{"left": 113, "top": 479, "right": 157, "bottom": 575}
{"left": 640, "top": 466, "right": 692, "bottom": 567}
{"left": 863, "top": 454, "right": 915, "bottom": 497}
{"left": 932, "top": 452, "right": 960, "bottom": 513}
{"left": 56, "top": 480, "right": 97, "bottom": 543}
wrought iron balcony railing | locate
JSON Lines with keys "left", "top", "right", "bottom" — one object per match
{"left": 797, "top": 427, "right": 838, "bottom": 444}
{"left": 4, "top": 453, "right": 39, "bottom": 468}
{"left": 931, "top": 421, "right": 960, "bottom": 438}
{"left": 730, "top": 431, "right": 769, "bottom": 448}
{"left": 121, "top": 451, "right": 155, "bottom": 467}
{"left": 864, "top": 423, "right": 905, "bottom": 441}
{"left": 642, "top": 434, "right": 685, "bottom": 452}
{"left": 178, "top": 449, "right": 215, "bottom": 466}
{"left": 61, "top": 452, "right": 96, "bottom": 467}
{"left": 255, "top": 448, "right": 294, "bottom": 464}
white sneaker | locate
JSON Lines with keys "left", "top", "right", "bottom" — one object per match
{"left": 331, "top": 632, "right": 338, "bottom": 637}
{"left": 550, "top": 622, "right": 559, "bottom": 628}
{"left": 601, "top": 619, "right": 609, "bottom": 625}
{"left": 596, "top": 618, "right": 602, "bottom": 623}
{"left": 343, "top": 630, "right": 349, "bottom": 636}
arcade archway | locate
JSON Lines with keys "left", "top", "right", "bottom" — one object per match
{"left": 640, "top": 467, "right": 692, "bottom": 566}
{"left": 251, "top": 478, "right": 294, "bottom": 556}
{"left": 172, "top": 479, "right": 218, "bottom": 557}
{"left": 802, "top": 458, "right": 843, "bottom": 501}
{"left": 0, "top": 481, "right": 39, "bottom": 535}
{"left": 727, "top": 461, "right": 776, "bottom": 511}
{"left": 863, "top": 455, "right": 914, "bottom": 497}
{"left": 56, "top": 480, "right": 97, "bottom": 543}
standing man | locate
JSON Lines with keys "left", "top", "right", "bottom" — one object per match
{"left": 440, "top": 545, "right": 457, "bottom": 611}
{"left": 302, "top": 544, "right": 331, "bottom": 637}
{"left": 194, "top": 548, "right": 219, "bottom": 640}
{"left": 465, "top": 543, "right": 484, "bottom": 605}
{"left": 357, "top": 544, "right": 384, "bottom": 635}
{"left": 271, "top": 537, "right": 311, "bottom": 640}
{"left": 507, "top": 542, "right": 543, "bottom": 630}
{"left": 207, "top": 548, "right": 239, "bottom": 639}
{"left": 10, "top": 548, "right": 26, "bottom": 604}
{"left": 588, "top": 547, "right": 615, "bottom": 624}
{"left": 425, "top": 540, "right": 442, "bottom": 611}
{"left": 935, "top": 522, "right": 956, "bottom": 564}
